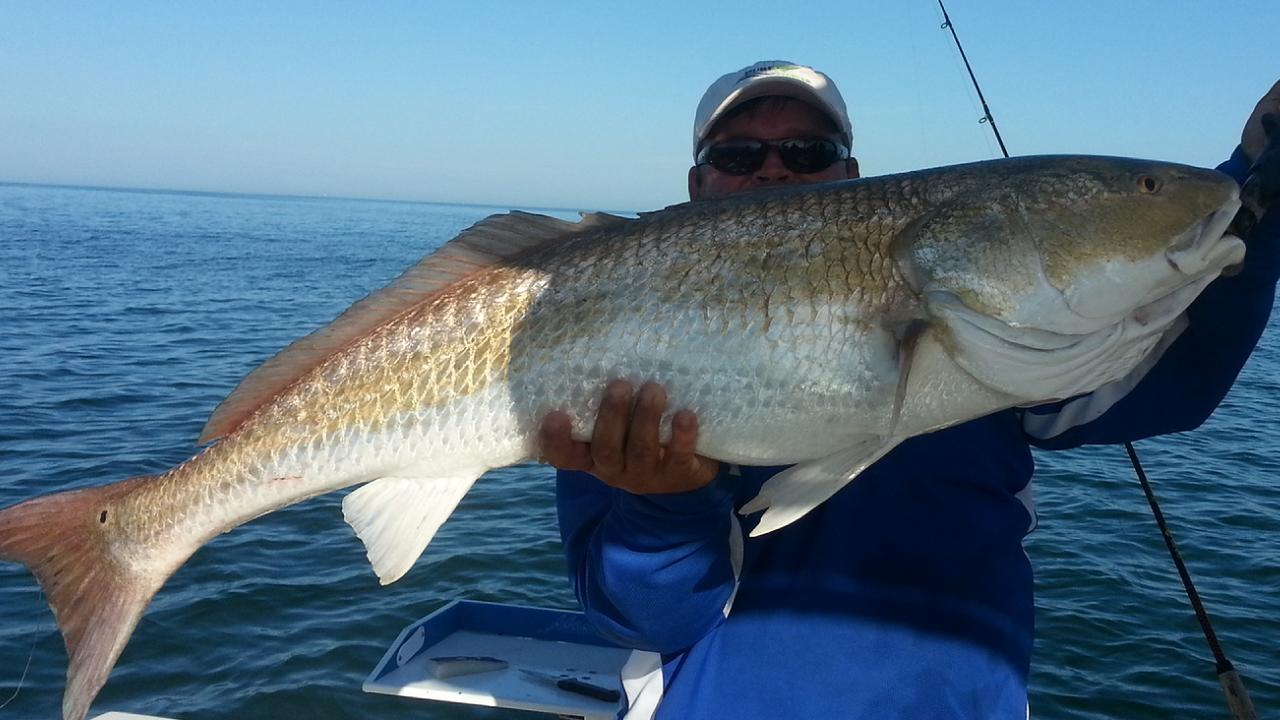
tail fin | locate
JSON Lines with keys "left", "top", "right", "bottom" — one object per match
{"left": 0, "top": 475, "right": 172, "bottom": 720}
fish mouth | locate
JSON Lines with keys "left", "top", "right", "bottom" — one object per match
{"left": 1165, "top": 200, "right": 1245, "bottom": 275}
{"left": 1064, "top": 199, "right": 1244, "bottom": 335}
{"left": 1127, "top": 270, "right": 1219, "bottom": 331}
{"left": 1125, "top": 200, "right": 1244, "bottom": 330}
{"left": 1056, "top": 199, "right": 1246, "bottom": 330}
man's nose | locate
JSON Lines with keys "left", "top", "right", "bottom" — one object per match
{"left": 751, "top": 147, "right": 792, "bottom": 184}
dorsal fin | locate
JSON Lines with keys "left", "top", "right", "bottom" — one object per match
{"left": 198, "top": 210, "right": 631, "bottom": 444}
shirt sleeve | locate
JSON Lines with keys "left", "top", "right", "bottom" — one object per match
{"left": 556, "top": 465, "right": 744, "bottom": 652}
{"left": 1023, "top": 147, "right": 1280, "bottom": 448}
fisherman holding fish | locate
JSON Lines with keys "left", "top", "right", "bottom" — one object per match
{"left": 4, "top": 58, "right": 1279, "bottom": 720}
{"left": 540, "top": 62, "right": 1280, "bottom": 719}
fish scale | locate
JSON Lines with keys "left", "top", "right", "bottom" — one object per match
{"left": 0, "top": 154, "right": 1245, "bottom": 720}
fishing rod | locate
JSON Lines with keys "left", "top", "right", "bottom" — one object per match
{"left": 934, "top": 2, "right": 1260, "bottom": 719}
{"left": 935, "top": 0, "right": 1008, "bottom": 158}
{"left": 1126, "top": 445, "right": 1258, "bottom": 720}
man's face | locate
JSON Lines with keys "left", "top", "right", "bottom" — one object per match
{"left": 689, "top": 99, "right": 859, "bottom": 200}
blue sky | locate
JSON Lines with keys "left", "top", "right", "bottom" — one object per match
{"left": 2, "top": 1, "right": 1277, "bottom": 212}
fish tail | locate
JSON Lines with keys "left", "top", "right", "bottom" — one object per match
{"left": 0, "top": 475, "right": 170, "bottom": 720}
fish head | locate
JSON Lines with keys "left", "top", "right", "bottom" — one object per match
{"left": 900, "top": 155, "right": 1245, "bottom": 336}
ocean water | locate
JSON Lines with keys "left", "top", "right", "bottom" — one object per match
{"left": 0, "top": 182, "right": 1276, "bottom": 720}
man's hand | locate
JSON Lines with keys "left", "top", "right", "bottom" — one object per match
{"left": 539, "top": 379, "right": 720, "bottom": 495}
{"left": 1242, "top": 78, "right": 1280, "bottom": 164}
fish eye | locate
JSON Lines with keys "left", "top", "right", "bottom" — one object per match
{"left": 1136, "top": 175, "right": 1162, "bottom": 194}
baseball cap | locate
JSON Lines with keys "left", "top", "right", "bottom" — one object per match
{"left": 692, "top": 61, "right": 853, "bottom": 157}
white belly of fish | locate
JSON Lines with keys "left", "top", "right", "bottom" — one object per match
{"left": 509, "top": 298, "right": 905, "bottom": 466}
{"left": 335, "top": 297, "right": 911, "bottom": 583}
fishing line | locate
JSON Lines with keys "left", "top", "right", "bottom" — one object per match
{"left": 934, "top": 2, "right": 1259, "bottom": 718}
{"left": 935, "top": 0, "right": 1008, "bottom": 159}
{"left": 0, "top": 597, "right": 43, "bottom": 711}
{"left": 0, "top": 642, "right": 36, "bottom": 711}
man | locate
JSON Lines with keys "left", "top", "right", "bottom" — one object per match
{"left": 540, "top": 61, "right": 1280, "bottom": 719}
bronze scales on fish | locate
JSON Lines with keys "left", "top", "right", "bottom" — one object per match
{"left": 0, "top": 154, "right": 1248, "bottom": 720}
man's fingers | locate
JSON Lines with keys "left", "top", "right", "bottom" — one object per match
{"left": 1243, "top": 78, "right": 1280, "bottom": 163}
{"left": 663, "top": 409, "right": 720, "bottom": 490}
{"left": 590, "top": 379, "right": 634, "bottom": 475}
{"left": 668, "top": 409, "right": 700, "bottom": 458}
{"left": 539, "top": 410, "right": 593, "bottom": 471}
{"left": 626, "top": 383, "right": 667, "bottom": 470}
{"left": 541, "top": 380, "right": 718, "bottom": 493}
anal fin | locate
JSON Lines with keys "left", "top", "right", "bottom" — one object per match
{"left": 342, "top": 475, "right": 480, "bottom": 585}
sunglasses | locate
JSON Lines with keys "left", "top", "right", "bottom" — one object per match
{"left": 695, "top": 137, "right": 850, "bottom": 176}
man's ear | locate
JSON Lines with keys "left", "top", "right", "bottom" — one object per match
{"left": 688, "top": 165, "right": 703, "bottom": 200}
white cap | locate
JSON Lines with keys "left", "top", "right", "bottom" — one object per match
{"left": 692, "top": 60, "right": 853, "bottom": 157}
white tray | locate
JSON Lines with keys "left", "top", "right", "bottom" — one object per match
{"left": 364, "top": 600, "right": 632, "bottom": 719}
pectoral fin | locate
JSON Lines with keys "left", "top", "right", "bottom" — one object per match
{"left": 342, "top": 474, "right": 480, "bottom": 585}
{"left": 739, "top": 436, "right": 901, "bottom": 536}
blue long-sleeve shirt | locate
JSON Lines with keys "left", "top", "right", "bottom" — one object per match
{"left": 557, "top": 149, "right": 1280, "bottom": 720}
